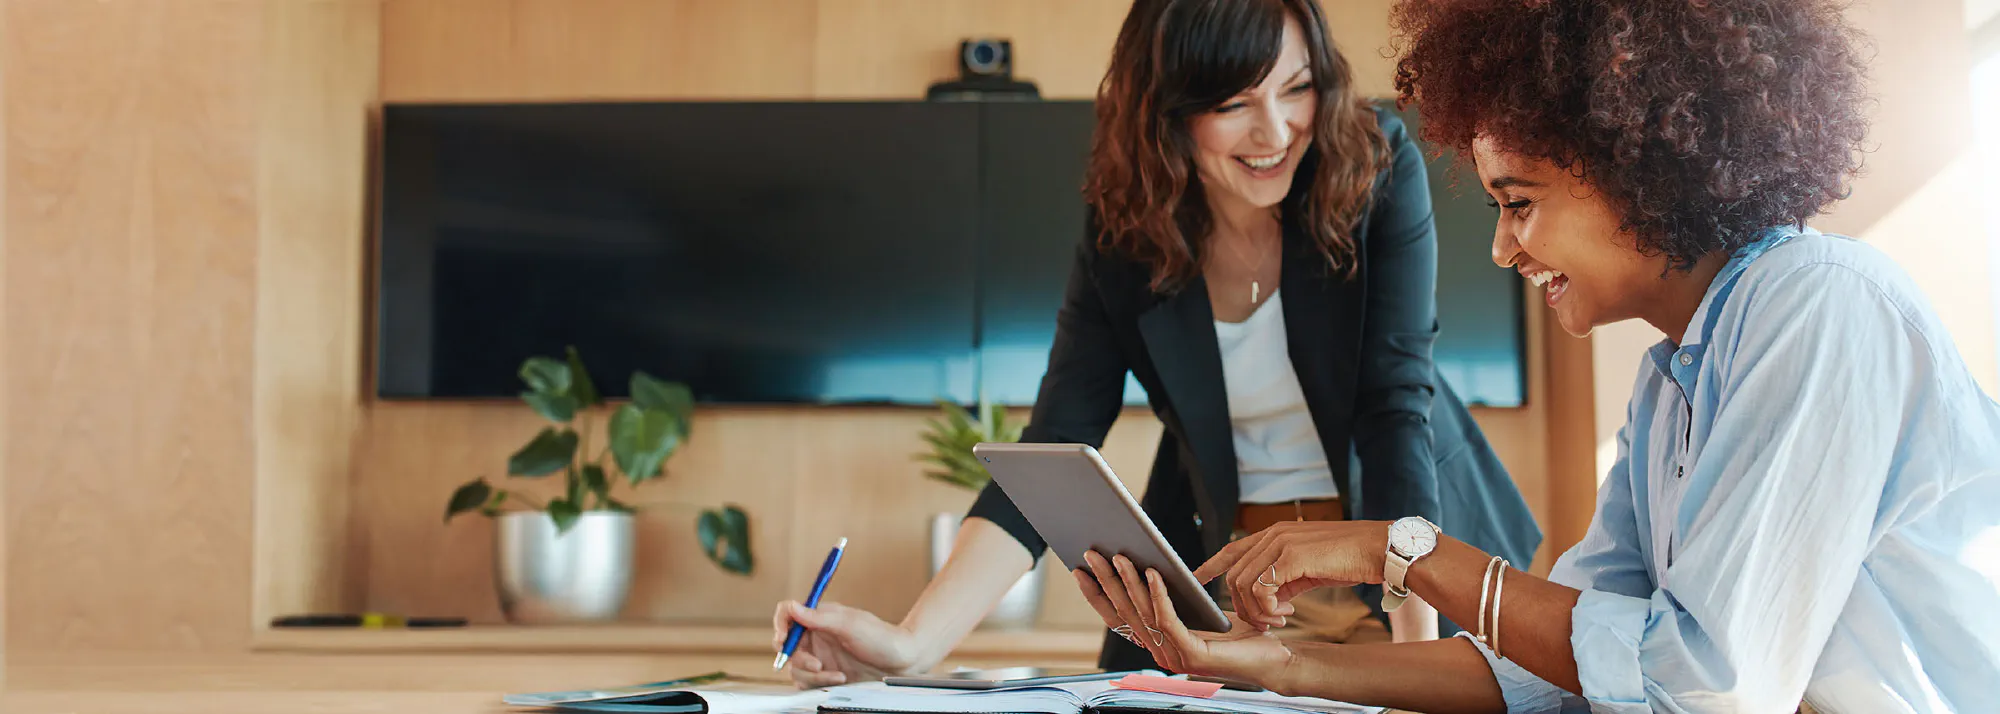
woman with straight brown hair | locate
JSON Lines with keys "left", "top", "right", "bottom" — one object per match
{"left": 772, "top": 0, "right": 1539, "bottom": 682}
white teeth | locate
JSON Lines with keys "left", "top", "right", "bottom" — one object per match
{"left": 1527, "top": 270, "right": 1564, "bottom": 288}
{"left": 1240, "top": 153, "right": 1284, "bottom": 170}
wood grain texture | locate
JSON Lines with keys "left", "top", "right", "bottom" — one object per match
{"left": 252, "top": 0, "right": 380, "bottom": 631}
{"left": 249, "top": 622, "right": 1102, "bottom": 659}
{"left": 4, "top": 0, "right": 264, "bottom": 653}
{"left": 0, "top": 0, "right": 8, "bottom": 689}
{"left": 380, "top": 0, "right": 818, "bottom": 102}
{"left": 808, "top": 0, "right": 1129, "bottom": 99}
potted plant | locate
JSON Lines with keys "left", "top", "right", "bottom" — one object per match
{"left": 915, "top": 398, "right": 1043, "bottom": 630}
{"left": 445, "top": 347, "right": 753, "bottom": 623}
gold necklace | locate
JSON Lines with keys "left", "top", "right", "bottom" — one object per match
{"left": 1220, "top": 230, "right": 1276, "bottom": 304}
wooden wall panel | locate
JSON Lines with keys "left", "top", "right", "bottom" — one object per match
{"left": 354, "top": 402, "right": 1166, "bottom": 627}
{"left": 4, "top": 0, "right": 264, "bottom": 653}
{"left": 381, "top": 0, "right": 817, "bottom": 102}
{"left": 252, "top": 0, "right": 380, "bottom": 629}
{"left": 0, "top": 0, "right": 8, "bottom": 686}
{"left": 809, "top": 0, "right": 1129, "bottom": 99}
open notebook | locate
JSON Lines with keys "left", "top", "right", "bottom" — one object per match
{"left": 818, "top": 679, "right": 1384, "bottom": 714}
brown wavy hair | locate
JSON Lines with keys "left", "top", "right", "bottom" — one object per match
{"left": 1389, "top": 0, "right": 1871, "bottom": 271}
{"left": 1085, "top": 0, "right": 1390, "bottom": 292}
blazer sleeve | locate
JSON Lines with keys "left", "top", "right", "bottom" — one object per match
{"left": 1352, "top": 113, "right": 1443, "bottom": 525}
{"left": 965, "top": 230, "right": 1132, "bottom": 558}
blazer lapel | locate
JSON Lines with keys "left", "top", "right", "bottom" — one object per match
{"left": 1280, "top": 221, "right": 1365, "bottom": 517}
{"left": 1137, "top": 275, "right": 1239, "bottom": 553}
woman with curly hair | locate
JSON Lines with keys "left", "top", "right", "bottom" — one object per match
{"left": 773, "top": 0, "right": 1545, "bottom": 685}
{"left": 1078, "top": 0, "right": 2000, "bottom": 711}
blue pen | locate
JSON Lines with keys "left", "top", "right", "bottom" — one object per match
{"left": 774, "top": 537, "right": 847, "bottom": 671}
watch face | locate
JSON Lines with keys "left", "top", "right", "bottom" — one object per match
{"left": 1390, "top": 518, "right": 1437, "bottom": 556}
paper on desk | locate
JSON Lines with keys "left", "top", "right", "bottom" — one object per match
{"left": 819, "top": 678, "right": 1381, "bottom": 714}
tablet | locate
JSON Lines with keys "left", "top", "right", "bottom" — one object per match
{"left": 971, "top": 442, "right": 1230, "bottom": 633}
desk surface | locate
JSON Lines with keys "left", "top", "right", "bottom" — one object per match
{"left": 3, "top": 653, "right": 1418, "bottom": 714}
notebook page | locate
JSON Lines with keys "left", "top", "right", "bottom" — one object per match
{"left": 820, "top": 681, "right": 1117, "bottom": 714}
{"left": 1088, "top": 687, "right": 1383, "bottom": 714}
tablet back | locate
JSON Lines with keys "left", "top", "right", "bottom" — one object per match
{"left": 971, "top": 442, "right": 1230, "bottom": 632}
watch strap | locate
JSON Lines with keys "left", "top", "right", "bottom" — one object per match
{"left": 1382, "top": 551, "right": 1413, "bottom": 611}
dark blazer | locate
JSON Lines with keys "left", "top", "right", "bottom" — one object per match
{"left": 966, "top": 108, "right": 1542, "bottom": 670}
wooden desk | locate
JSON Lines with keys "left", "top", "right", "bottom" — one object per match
{"left": 3, "top": 652, "right": 1418, "bottom": 714}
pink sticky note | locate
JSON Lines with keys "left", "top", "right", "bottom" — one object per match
{"left": 1111, "top": 674, "right": 1224, "bottom": 698}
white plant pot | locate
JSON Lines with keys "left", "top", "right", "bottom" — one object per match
{"left": 494, "top": 510, "right": 634, "bottom": 623}
{"left": 930, "top": 512, "right": 1044, "bottom": 630}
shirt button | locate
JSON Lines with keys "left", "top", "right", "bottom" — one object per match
{"left": 1679, "top": 353, "right": 1693, "bottom": 366}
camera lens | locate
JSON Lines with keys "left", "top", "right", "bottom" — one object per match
{"left": 962, "top": 39, "right": 1005, "bottom": 76}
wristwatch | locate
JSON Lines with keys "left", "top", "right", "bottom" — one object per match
{"left": 1382, "top": 516, "right": 1441, "bottom": 612}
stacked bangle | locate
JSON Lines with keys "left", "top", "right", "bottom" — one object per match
{"left": 1476, "top": 556, "right": 1511, "bottom": 657}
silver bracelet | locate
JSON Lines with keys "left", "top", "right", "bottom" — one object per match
{"left": 1492, "top": 559, "right": 1509, "bottom": 658}
{"left": 1476, "top": 555, "right": 1502, "bottom": 645}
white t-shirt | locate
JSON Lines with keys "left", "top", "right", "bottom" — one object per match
{"left": 1213, "top": 290, "right": 1341, "bottom": 504}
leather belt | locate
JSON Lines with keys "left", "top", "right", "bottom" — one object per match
{"left": 1235, "top": 497, "right": 1344, "bottom": 536}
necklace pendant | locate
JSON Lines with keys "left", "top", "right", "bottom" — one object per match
{"left": 1251, "top": 281, "right": 1260, "bottom": 304}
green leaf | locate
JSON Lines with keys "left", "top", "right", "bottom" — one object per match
{"left": 608, "top": 404, "right": 675, "bottom": 485}
{"left": 940, "top": 400, "right": 974, "bottom": 433}
{"left": 630, "top": 373, "right": 694, "bottom": 441}
{"left": 565, "top": 346, "right": 601, "bottom": 407}
{"left": 548, "top": 498, "right": 582, "bottom": 534}
{"left": 509, "top": 428, "right": 579, "bottom": 477}
{"left": 520, "top": 356, "right": 571, "bottom": 395}
{"left": 582, "top": 464, "right": 610, "bottom": 507}
{"left": 522, "top": 391, "right": 578, "bottom": 423}
{"left": 697, "top": 505, "right": 754, "bottom": 575}
{"left": 566, "top": 466, "right": 586, "bottom": 507}
{"left": 445, "top": 478, "right": 492, "bottom": 522}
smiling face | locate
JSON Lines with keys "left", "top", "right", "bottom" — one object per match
{"left": 1473, "top": 136, "right": 1670, "bottom": 338}
{"left": 1185, "top": 13, "right": 1317, "bottom": 216}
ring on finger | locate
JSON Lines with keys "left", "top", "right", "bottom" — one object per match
{"left": 1257, "top": 565, "right": 1278, "bottom": 588}
{"left": 1145, "top": 625, "right": 1165, "bottom": 647}
{"left": 1111, "top": 624, "right": 1137, "bottom": 643}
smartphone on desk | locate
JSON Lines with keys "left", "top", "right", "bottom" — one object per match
{"left": 883, "top": 668, "right": 1128, "bottom": 690}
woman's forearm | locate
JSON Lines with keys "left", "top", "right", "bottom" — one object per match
{"left": 1388, "top": 593, "right": 1438, "bottom": 642}
{"left": 1408, "top": 536, "right": 1584, "bottom": 694}
{"left": 898, "top": 516, "right": 1039, "bottom": 668}
{"left": 1271, "top": 638, "right": 1505, "bottom": 714}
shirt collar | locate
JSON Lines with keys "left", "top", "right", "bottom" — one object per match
{"left": 1646, "top": 224, "right": 1809, "bottom": 381}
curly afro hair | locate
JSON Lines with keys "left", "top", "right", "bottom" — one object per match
{"left": 1389, "top": 0, "right": 1873, "bottom": 271}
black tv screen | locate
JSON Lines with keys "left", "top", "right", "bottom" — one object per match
{"left": 374, "top": 100, "right": 1524, "bottom": 408}
{"left": 377, "top": 102, "right": 982, "bottom": 404}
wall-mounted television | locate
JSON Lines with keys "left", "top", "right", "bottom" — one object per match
{"left": 373, "top": 100, "right": 1525, "bottom": 407}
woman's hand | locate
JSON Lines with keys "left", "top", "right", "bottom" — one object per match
{"left": 1072, "top": 550, "right": 1299, "bottom": 689}
{"left": 1193, "top": 521, "right": 1389, "bottom": 630}
{"left": 772, "top": 600, "right": 928, "bottom": 688}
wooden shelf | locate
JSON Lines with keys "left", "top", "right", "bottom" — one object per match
{"left": 251, "top": 623, "right": 1106, "bottom": 660}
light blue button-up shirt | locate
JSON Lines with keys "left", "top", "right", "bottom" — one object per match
{"left": 1463, "top": 226, "right": 2000, "bottom": 712}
